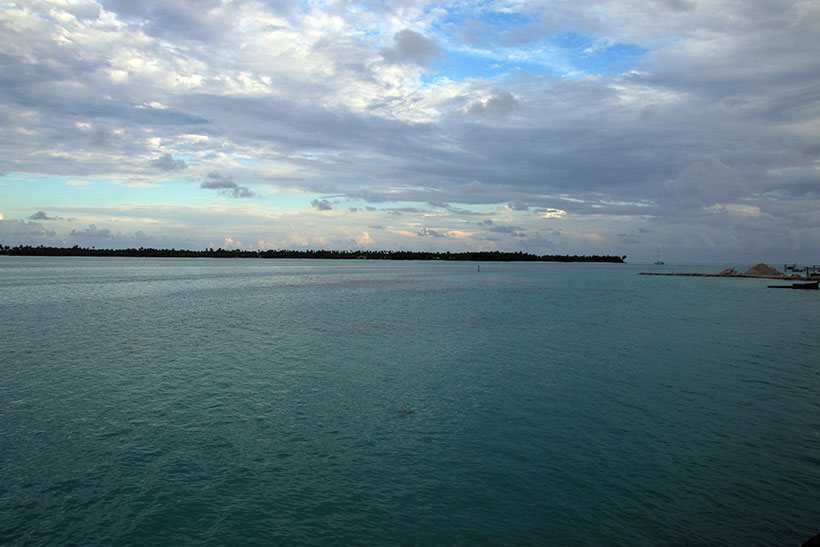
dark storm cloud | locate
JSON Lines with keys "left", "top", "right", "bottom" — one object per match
{"left": 176, "top": 94, "right": 441, "bottom": 166}
{"left": 310, "top": 199, "right": 333, "bottom": 211}
{"left": 70, "top": 224, "right": 113, "bottom": 238}
{"left": 181, "top": 88, "right": 683, "bottom": 208}
{"left": 468, "top": 90, "right": 520, "bottom": 119}
{"left": 200, "top": 172, "right": 238, "bottom": 189}
{"left": 150, "top": 153, "right": 187, "bottom": 171}
{"left": 201, "top": 172, "right": 255, "bottom": 198}
{"left": 381, "top": 29, "right": 439, "bottom": 66}
{"left": 29, "top": 211, "right": 61, "bottom": 221}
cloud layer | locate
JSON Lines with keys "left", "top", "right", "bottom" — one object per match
{"left": 1, "top": 1, "right": 818, "bottom": 261}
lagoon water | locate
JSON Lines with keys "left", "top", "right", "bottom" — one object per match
{"left": 2, "top": 257, "right": 820, "bottom": 545}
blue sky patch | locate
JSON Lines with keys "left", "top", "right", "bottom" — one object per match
{"left": 430, "top": 29, "right": 647, "bottom": 82}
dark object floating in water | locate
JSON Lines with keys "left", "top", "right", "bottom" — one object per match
{"left": 767, "top": 281, "right": 819, "bottom": 290}
{"left": 802, "top": 532, "right": 820, "bottom": 547}
{"left": 396, "top": 409, "right": 415, "bottom": 417}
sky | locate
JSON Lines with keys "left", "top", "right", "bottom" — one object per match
{"left": 1, "top": 0, "right": 819, "bottom": 262}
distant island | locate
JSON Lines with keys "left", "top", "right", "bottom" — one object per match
{"left": 0, "top": 244, "right": 626, "bottom": 263}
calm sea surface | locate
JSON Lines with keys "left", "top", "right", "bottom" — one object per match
{"left": 2, "top": 257, "right": 819, "bottom": 545}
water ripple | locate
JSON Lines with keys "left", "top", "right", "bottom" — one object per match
{"left": 2, "top": 258, "right": 819, "bottom": 545}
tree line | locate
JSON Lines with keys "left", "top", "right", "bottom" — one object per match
{"left": 0, "top": 244, "right": 626, "bottom": 263}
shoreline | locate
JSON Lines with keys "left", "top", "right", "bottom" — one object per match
{"left": 638, "top": 272, "right": 819, "bottom": 281}
{"left": 0, "top": 245, "right": 626, "bottom": 263}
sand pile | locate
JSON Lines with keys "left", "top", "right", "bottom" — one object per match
{"left": 718, "top": 267, "right": 739, "bottom": 276}
{"left": 744, "top": 263, "right": 783, "bottom": 277}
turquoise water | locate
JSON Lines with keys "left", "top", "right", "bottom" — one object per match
{"left": 2, "top": 257, "right": 819, "bottom": 545}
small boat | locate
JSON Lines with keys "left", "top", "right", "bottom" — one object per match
{"left": 767, "top": 281, "right": 819, "bottom": 290}
{"left": 654, "top": 247, "right": 664, "bottom": 265}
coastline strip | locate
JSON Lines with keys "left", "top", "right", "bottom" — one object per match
{"left": 637, "top": 272, "right": 817, "bottom": 281}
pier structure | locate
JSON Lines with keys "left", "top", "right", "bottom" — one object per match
{"left": 784, "top": 264, "right": 820, "bottom": 278}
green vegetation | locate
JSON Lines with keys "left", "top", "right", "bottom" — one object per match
{"left": 0, "top": 244, "right": 626, "bottom": 263}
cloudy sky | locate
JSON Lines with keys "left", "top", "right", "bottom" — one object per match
{"left": 1, "top": 0, "right": 819, "bottom": 262}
